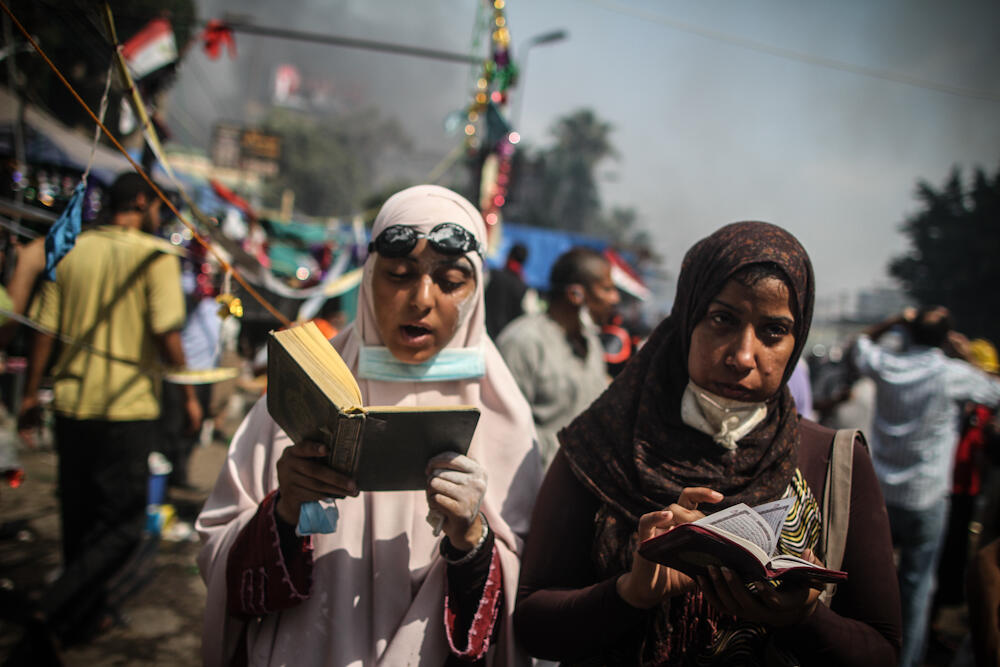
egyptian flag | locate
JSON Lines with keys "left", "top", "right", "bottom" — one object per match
{"left": 604, "top": 248, "right": 650, "bottom": 300}
{"left": 121, "top": 18, "right": 178, "bottom": 80}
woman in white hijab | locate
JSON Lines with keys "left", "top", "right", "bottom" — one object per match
{"left": 197, "top": 185, "right": 542, "bottom": 666}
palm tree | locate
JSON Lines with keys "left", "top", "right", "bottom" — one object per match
{"left": 539, "top": 109, "right": 618, "bottom": 234}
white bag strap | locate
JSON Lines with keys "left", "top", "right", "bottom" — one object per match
{"left": 819, "top": 428, "right": 858, "bottom": 606}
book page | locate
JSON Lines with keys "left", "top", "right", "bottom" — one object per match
{"left": 274, "top": 322, "right": 362, "bottom": 409}
{"left": 695, "top": 504, "right": 775, "bottom": 556}
{"left": 750, "top": 497, "right": 794, "bottom": 555}
{"left": 769, "top": 554, "right": 821, "bottom": 569}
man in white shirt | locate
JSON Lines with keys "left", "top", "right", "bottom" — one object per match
{"left": 854, "top": 306, "right": 1000, "bottom": 667}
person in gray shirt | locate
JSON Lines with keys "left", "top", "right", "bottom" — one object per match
{"left": 498, "top": 247, "right": 619, "bottom": 469}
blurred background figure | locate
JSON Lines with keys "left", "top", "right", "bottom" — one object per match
{"left": 787, "top": 357, "right": 815, "bottom": 420}
{"left": 852, "top": 306, "right": 1000, "bottom": 667}
{"left": 498, "top": 246, "right": 618, "bottom": 470}
{"left": 967, "top": 536, "right": 1000, "bottom": 666}
{"left": 15, "top": 173, "right": 201, "bottom": 648}
{"left": 930, "top": 338, "right": 1000, "bottom": 657}
{"left": 308, "top": 296, "right": 346, "bottom": 340}
{"left": 813, "top": 343, "right": 877, "bottom": 436}
{"left": 0, "top": 236, "right": 45, "bottom": 352}
{"left": 484, "top": 242, "right": 528, "bottom": 340}
{"left": 161, "top": 241, "right": 222, "bottom": 489}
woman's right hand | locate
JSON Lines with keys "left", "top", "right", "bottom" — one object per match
{"left": 275, "top": 440, "right": 359, "bottom": 526}
{"left": 616, "top": 487, "right": 724, "bottom": 609}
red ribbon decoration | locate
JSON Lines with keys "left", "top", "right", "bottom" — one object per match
{"left": 202, "top": 19, "right": 236, "bottom": 60}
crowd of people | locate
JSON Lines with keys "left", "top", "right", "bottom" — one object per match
{"left": 4, "top": 177, "right": 1000, "bottom": 667}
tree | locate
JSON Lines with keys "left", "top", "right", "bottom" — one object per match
{"left": 889, "top": 163, "right": 1000, "bottom": 342}
{"left": 506, "top": 109, "right": 618, "bottom": 236}
{"left": 262, "top": 107, "right": 411, "bottom": 217}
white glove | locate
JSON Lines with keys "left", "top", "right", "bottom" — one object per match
{"left": 425, "top": 452, "right": 487, "bottom": 538}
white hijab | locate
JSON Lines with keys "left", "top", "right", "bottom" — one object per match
{"left": 197, "top": 185, "right": 542, "bottom": 666}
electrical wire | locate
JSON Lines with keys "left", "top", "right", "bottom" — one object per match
{"left": 183, "top": 51, "right": 229, "bottom": 122}
{"left": 0, "top": 0, "right": 293, "bottom": 327}
{"left": 588, "top": 0, "right": 1000, "bottom": 104}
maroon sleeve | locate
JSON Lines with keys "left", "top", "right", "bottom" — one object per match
{"left": 443, "top": 531, "right": 503, "bottom": 663}
{"left": 225, "top": 490, "right": 314, "bottom": 618}
{"left": 514, "top": 450, "right": 647, "bottom": 661}
{"left": 774, "top": 433, "right": 902, "bottom": 665}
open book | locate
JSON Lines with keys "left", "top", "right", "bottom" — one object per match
{"left": 638, "top": 497, "right": 847, "bottom": 586}
{"left": 266, "top": 322, "right": 480, "bottom": 491}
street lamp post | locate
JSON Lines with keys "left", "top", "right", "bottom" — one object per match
{"left": 511, "top": 29, "right": 568, "bottom": 131}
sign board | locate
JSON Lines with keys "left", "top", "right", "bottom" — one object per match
{"left": 211, "top": 123, "right": 281, "bottom": 177}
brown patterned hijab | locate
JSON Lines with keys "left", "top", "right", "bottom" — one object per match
{"left": 558, "top": 221, "right": 815, "bottom": 664}
{"left": 562, "top": 220, "right": 814, "bottom": 518}
{"left": 559, "top": 222, "right": 814, "bottom": 522}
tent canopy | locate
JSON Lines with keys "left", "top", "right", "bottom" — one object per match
{"left": 486, "top": 221, "right": 649, "bottom": 300}
{"left": 0, "top": 87, "right": 170, "bottom": 187}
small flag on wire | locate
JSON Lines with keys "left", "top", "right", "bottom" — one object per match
{"left": 121, "top": 18, "right": 178, "bottom": 79}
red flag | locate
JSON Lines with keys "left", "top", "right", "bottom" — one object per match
{"left": 603, "top": 248, "right": 650, "bottom": 300}
{"left": 202, "top": 19, "right": 236, "bottom": 59}
{"left": 210, "top": 179, "right": 255, "bottom": 219}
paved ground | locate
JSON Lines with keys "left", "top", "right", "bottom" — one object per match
{"left": 0, "top": 436, "right": 227, "bottom": 666}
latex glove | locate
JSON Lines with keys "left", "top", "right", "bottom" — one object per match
{"left": 425, "top": 452, "right": 487, "bottom": 550}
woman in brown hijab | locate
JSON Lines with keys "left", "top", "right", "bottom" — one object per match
{"left": 514, "top": 222, "right": 901, "bottom": 666}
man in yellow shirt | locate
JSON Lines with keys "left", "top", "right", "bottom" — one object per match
{"left": 18, "top": 172, "right": 202, "bottom": 642}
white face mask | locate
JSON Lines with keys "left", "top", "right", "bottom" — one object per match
{"left": 680, "top": 380, "right": 768, "bottom": 450}
{"left": 579, "top": 305, "right": 599, "bottom": 334}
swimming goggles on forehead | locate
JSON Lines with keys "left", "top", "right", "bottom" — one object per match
{"left": 368, "top": 222, "right": 483, "bottom": 259}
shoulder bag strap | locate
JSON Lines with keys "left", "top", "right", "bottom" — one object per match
{"left": 819, "top": 428, "right": 858, "bottom": 606}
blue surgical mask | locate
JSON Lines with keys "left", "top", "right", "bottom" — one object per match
{"left": 358, "top": 345, "right": 485, "bottom": 382}
{"left": 297, "top": 498, "right": 339, "bottom": 535}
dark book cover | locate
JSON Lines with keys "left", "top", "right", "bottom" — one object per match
{"left": 355, "top": 408, "right": 480, "bottom": 491}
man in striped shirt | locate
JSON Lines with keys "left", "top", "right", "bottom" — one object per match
{"left": 854, "top": 306, "right": 1000, "bottom": 667}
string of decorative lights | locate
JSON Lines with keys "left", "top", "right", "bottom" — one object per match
{"left": 463, "top": 0, "right": 520, "bottom": 228}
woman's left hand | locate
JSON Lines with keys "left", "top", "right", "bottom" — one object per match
{"left": 426, "top": 453, "right": 487, "bottom": 551}
{"left": 696, "top": 548, "right": 823, "bottom": 627}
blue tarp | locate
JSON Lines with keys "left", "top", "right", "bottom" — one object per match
{"left": 486, "top": 222, "right": 607, "bottom": 292}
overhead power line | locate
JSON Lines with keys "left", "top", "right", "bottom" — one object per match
{"left": 589, "top": 0, "right": 1000, "bottom": 104}
{"left": 219, "top": 19, "right": 482, "bottom": 66}
{"left": 36, "top": 2, "right": 482, "bottom": 67}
